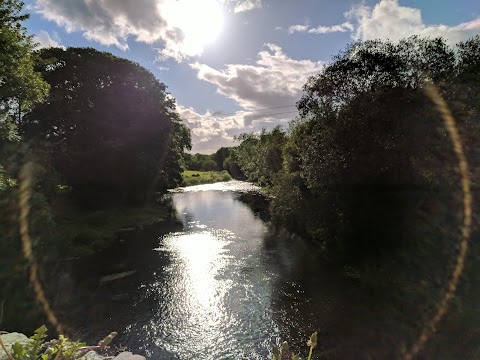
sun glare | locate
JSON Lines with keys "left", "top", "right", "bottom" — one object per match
{"left": 165, "top": 0, "right": 224, "bottom": 56}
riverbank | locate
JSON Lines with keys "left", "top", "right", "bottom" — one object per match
{"left": 0, "top": 196, "right": 176, "bottom": 335}
{"left": 182, "top": 170, "right": 231, "bottom": 186}
{"left": 52, "top": 203, "right": 171, "bottom": 257}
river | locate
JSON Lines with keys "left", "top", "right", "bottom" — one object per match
{"left": 52, "top": 181, "right": 333, "bottom": 358}
{"left": 45, "top": 180, "right": 470, "bottom": 359}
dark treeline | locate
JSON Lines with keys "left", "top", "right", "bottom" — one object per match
{"left": 1, "top": 2, "right": 191, "bottom": 256}
{"left": 232, "top": 35, "right": 480, "bottom": 357}
{"left": 1, "top": 0, "right": 193, "bottom": 331}
{"left": 233, "top": 35, "right": 480, "bottom": 357}
{"left": 234, "top": 35, "right": 480, "bottom": 263}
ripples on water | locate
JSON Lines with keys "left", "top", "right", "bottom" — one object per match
{"left": 58, "top": 180, "right": 449, "bottom": 359}
{"left": 124, "top": 181, "right": 282, "bottom": 359}
{"left": 169, "top": 179, "right": 265, "bottom": 194}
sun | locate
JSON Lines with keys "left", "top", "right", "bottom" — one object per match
{"left": 164, "top": 0, "right": 224, "bottom": 56}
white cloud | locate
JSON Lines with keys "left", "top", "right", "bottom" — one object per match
{"left": 287, "top": 21, "right": 353, "bottom": 34}
{"left": 288, "top": 24, "right": 309, "bottom": 33}
{"left": 185, "top": 43, "right": 321, "bottom": 152}
{"left": 308, "top": 22, "right": 353, "bottom": 34}
{"left": 33, "top": 30, "right": 64, "bottom": 49}
{"left": 177, "top": 105, "right": 243, "bottom": 153}
{"left": 347, "top": 0, "right": 480, "bottom": 44}
{"left": 190, "top": 43, "right": 324, "bottom": 110}
{"left": 233, "top": 0, "right": 262, "bottom": 13}
{"left": 33, "top": 0, "right": 249, "bottom": 61}
{"left": 33, "top": 0, "right": 182, "bottom": 55}
{"left": 177, "top": 104, "right": 294, "bottom": 153}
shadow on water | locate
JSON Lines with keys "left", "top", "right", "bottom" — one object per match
{"left": 46, "top": 219, "right": 184, "bottom": 349}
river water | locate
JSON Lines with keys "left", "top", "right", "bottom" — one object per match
{"left": 49, "top": 180, "right": 467, "bottom": 359}
{"left": 54, "top": 181, "right": 336, "bottom": 358}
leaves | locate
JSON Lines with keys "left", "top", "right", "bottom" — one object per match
{"left": 306, "top": 332, "right": 317, "bottom": 349}
{"left": 270, "top": 332, "right": 318, "bottom": 360}
{"left": 9, "top": 325, "right": 85, "bottom": 360}
{"left": 22, "top": 47, "right": 190, "bottom": 205}
{"left": 0, "top": 0, "right": 49, "bottom": 122}
{"left": 234, "top": 126, "right": 287, "bottom": 186}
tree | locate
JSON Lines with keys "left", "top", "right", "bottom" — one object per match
{"left": 22, "top": 47, "right": 190, "bottom": 205}
{"left": 269, "top": 36, "right": 480, "bottom": 262}
{"left": 234, "top": 126, "right": 286, "bottom": 186}
{"left": 212, "top": 147, "right": 230, "bottom": 170}
{"left": 0, "top": 0, "right": 49, "bottom": 124}
{"left": 0, "top": 0, "right": 49, "bottom": 191}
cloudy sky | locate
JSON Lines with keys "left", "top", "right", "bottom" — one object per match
{"left": 24, "top": 0, "right": 480, "bottom": 153}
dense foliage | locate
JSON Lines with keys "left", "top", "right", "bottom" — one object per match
{"left": 232, "top": 35, "right": 480, "bottom": 359}
{"left": 21, "top": 47, "right": 190, "bottom": 205}
{"left": 184, "top": 147, "right": 245, "bottom": 180}
{"left": 234, "top": 35, "right": 480, "bottom": 263}
{"left": 0, "top": 1, "right": 193, "bottom": 332}
{"left": 0, "top": 0, "right": 49, "bottom": 190}
{"left": 234, "top": 127, "right": 286, "bottom": 186}
{"left": 0, "top": 0, "right": 49, "bottom": 123}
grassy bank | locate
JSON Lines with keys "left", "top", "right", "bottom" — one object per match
{"left": 51, "top": 203, "right": 170, "bottom": 257}
{"left": 182, "top": 170, "right": 231, "bottom": 186}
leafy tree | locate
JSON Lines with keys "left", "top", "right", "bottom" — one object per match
{"left": 232, "top": 36, "right": 480, "bottom": 263}
{"left": 214, "top": 146, "right": 245, "bottom": 179}
{"left": 0, "top": 0, "right": 54, "bottom": 255}
{"left": 212, "top": 147, "right": 232, "bottom": 170}
{"left": 184, "top": 153, "right": 218, "bottom": 171}
{"left": 22, "top": 47, "right": 190, "bottom": 205}
{"left": 0, "top": 0, "right": 49, "bottom": 124}
{"left": 234, "top": 126, "right": 286, "bottom": 186}
{"left": 159, "top": 119, "right": 192, "bottom": 192}
{"left": 0, "top": 0, "right": 49, "bottom": 192}
{"left": 223, "top": 155, "right": 244, "bottom": 179}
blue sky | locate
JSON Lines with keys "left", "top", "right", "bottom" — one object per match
{"left": 23, "top": 0, "right": 480, "bottom": 153}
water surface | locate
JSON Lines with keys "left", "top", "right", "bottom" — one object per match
{"left": 52, "top": 181, "right": 443, "bottom": 359}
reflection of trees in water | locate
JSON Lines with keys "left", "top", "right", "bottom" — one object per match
{"left": 235, "top": 193, "right": 271, "bottom": 222}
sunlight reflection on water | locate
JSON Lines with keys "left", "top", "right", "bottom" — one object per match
{"left": 149, "top": 231, "right": 235, "bottom": 357}
{"left": 135, "top": 183, "right": 278, "bottom": 359}
{"left": 169, "top": 180, "right": 263, "bottom": 194}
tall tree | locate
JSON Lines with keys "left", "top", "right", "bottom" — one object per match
{"left": 269, "top": 36, "right": 480, "bottom": 262}
{"left": 0, "top": 0, "right": 49, "bottom": 192}
{"left": 234, "top": 126, "right": 286, "bottom": 186}
{"left": 23, "top": 47, "right": 191, "bottom": 205}
{"left": 0, "top": 0, "right": 49, "bottom": 124}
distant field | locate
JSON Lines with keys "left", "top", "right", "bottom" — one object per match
{"left": 182, "top": 170, "right": 232, "bottom": 186}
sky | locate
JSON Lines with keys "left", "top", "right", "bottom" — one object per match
{"left": 23, "top": 0, "right": 480, "bottom": 153}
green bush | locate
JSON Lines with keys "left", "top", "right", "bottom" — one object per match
{"left": 8, "top": 325, "right": 85, "bottom": 360}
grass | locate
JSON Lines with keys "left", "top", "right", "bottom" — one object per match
{"left": 182, "top": 170, "right": 232, "bottom": 186}
{"left": 51, "top": 199, "right": 170, "bottom": 256}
